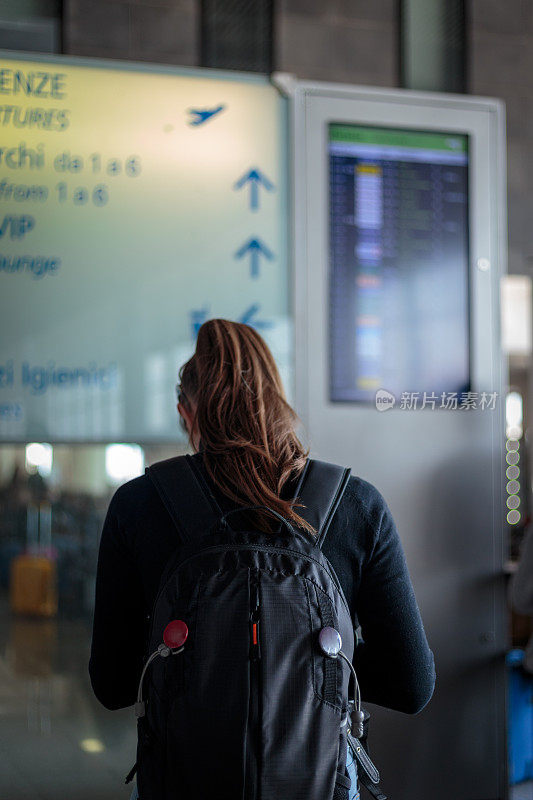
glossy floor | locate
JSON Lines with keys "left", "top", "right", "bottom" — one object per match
{"left": 0, "top": 595, "right": 135, "bottom": 800}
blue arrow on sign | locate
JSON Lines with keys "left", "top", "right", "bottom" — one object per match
{"left": 234, "top": 168, "right": 275, "bottom": 211}
{"left": 239, "top": 304, "right": 273, "bottom": 330}
{"left": 234, "top": 237, "right": 274, "bottom": 279}
{"left": 190, "top": 307, "right": 210, "bottom": 337}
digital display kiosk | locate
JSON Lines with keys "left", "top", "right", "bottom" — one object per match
{"left": 328, "top": 124, "right": 470, "bottom": 403}
{"left": 289, "top": 79, "right": 506, "bottom": 800}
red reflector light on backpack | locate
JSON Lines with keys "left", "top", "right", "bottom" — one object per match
{"left": 163, "top": 619, "right": 188, "bottom": 649}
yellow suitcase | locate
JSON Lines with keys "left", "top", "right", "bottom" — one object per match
{"left": 10, "top": 554, "right": 57, "bottom": 617}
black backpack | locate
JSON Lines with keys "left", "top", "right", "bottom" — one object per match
{"left": 125, "top": 454, "right": 385, "bottom": 800}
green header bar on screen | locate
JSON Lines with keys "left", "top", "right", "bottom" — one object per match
{"left": 329, "top": 124, "right": 468, "bottom": 153}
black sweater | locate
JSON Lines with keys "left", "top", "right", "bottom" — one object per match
{"left": 89, "top": 454, "right": 436, "bottom": 714}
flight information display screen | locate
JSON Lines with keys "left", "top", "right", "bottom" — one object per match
{"left": 329, "top": 124, "right": 470, "bottom": 404}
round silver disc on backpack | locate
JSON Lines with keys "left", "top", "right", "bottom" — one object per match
{"left": 318, "top": 626, "right": 342, "bottom": 657}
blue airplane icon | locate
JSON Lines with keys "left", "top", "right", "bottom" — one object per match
{"left": 188, "top": 105, "right": 225, "bottom": 126}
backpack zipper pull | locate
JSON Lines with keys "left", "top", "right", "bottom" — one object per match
{"left": 250, "top": 577, "right": 261, "bottom": 660}
{"left": 250, "top": 617, "right": 261, "bottom": 659}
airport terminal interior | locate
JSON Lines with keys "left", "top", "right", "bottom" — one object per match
{"left": 1, "top": 1, "right": 533, "bottom": 799}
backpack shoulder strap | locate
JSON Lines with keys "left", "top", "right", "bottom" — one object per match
{"left": 294, "top": 458, "right": 351, "bottom": 548}
{"left": 146, "top": 454, "right": 221, "bottom": 545}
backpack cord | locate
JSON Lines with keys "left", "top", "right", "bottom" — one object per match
{"left": 135, "top": 644, "right": 184, "bottom": 718}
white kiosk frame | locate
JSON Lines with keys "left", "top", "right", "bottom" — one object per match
{"left": 275, "top": 76, "right": 508, "bottom": 800}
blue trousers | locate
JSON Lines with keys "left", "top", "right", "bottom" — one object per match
{"left": 346, "top": 741, "right": 360, "bottom": 800}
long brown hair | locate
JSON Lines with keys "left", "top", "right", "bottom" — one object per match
{"left": 178, "top": 319, "right": 314, "bottom": 534}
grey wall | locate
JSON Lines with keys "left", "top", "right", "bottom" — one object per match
{"left": 469, "top": 0, "right": 532, "bottom": 277}
{"left": 63, "top": 0, "right": 198, "bottom": 65}
{"left": 63, "top": 0, "right": 398, "bottom": 85}
{"left": 275, "top": 0, "right": 398, "bottom": 86}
